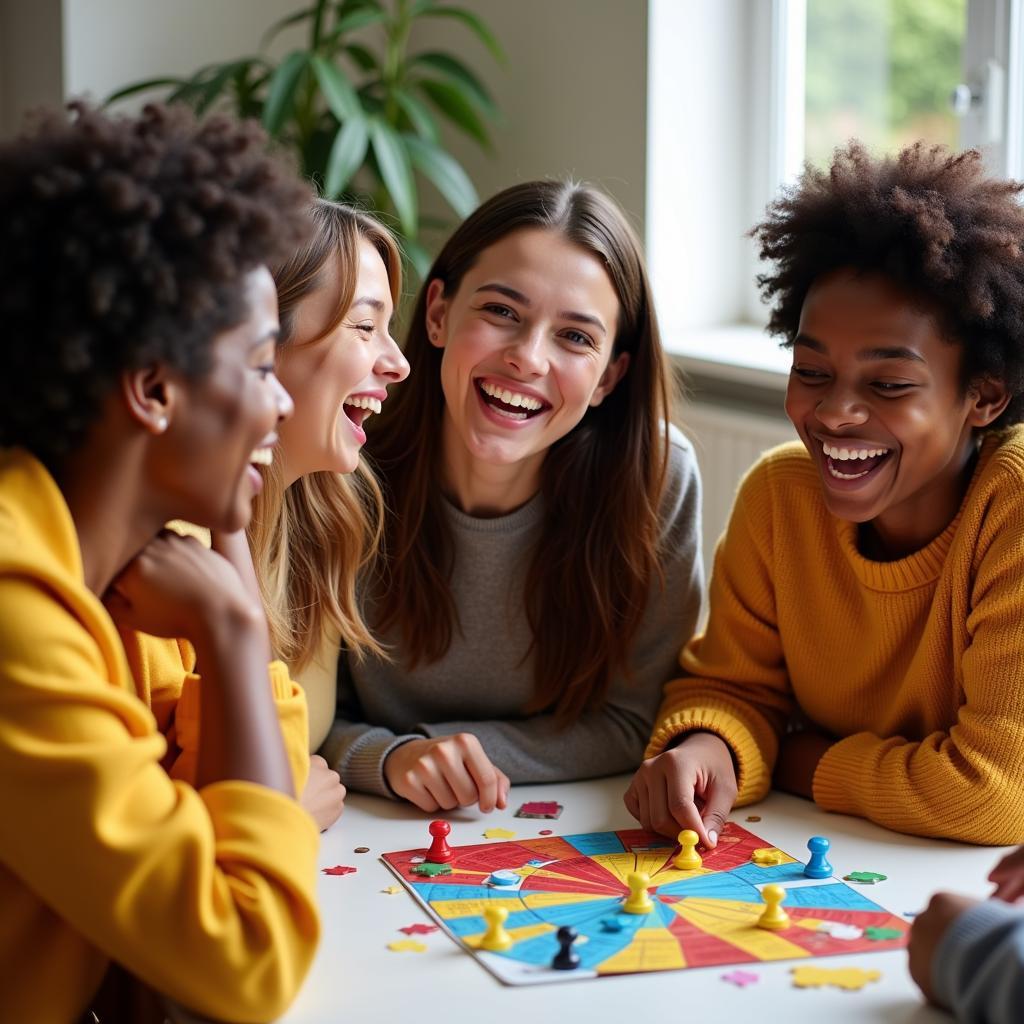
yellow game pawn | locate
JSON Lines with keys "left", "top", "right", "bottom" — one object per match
{"left": 623, "top": 871, "right": 654, "bottom": 914}
{"left": 757, "top": 883, "right": 790, "bottom": 931}
{"left": 673, "top": 829, "right": 702, "bottom": 870}
{"left": 479, "top": 904, "right": 513, "bottom": 951}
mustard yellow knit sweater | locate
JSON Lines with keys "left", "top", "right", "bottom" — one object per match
{"left": 648, "top": 427, "right": 1024, "bottom": 845}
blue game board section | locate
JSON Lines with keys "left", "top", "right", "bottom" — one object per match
{"left": 655, "top": 870, "right": 760, "bottom": 903}
{"left": 731, "top": 861, "right": 810, "bottom": 885}
{"left": 561, "top": 832, "right": 626, "bottom": 856}
{"left": 781, "top": 883, "right": 884, "bottom": 912}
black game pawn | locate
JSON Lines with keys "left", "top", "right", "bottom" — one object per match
{"left": 551, "top": 925, "right": 580, "bottom": 970}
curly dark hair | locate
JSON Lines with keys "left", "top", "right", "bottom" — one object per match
{"left": 0, "top": 100, "right": 312, "bottom": 467}
{"left": 752, "top": 141, "right": 1024, "bottom": 428}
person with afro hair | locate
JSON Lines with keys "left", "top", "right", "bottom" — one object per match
{"left": 0, "top": 101, "right": 321, "bottom": 1022}
{"left": 626, "top": 141, "right": 1024, "bottom": 853}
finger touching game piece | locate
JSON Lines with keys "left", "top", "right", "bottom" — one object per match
{"left": 790, "top": 966, "right": 881, "bottom": 991}
{"left": 757, "top": 884, "right": 790, "bottom": 931}
{"left": 623, "top": 871, "right": 654, "bottom": 915}
{"left": 321, "top": 865, "right": 356, "bottom": 875}
{"left": 673, "top": 828, "right": 702, "bottom": 870}
{"left": 483, "top": 827, "right": 517, "bottom": 839}
{"left": 844, "top": 870, "right": 887, "bottom": 884}
{"left": 751, "top": 847, "right": 783, "bottom": 866}
{"left": 480, "top": 904, "right": 513, "bottom": 952}
{"left": 804, "top": 835, "right": 832, "bottom": 879}
{"left": 426, "top": 819, "right": 453, "bottom": 863}
{"left": 551, "top": 926, "right": 580, "bottom": 970}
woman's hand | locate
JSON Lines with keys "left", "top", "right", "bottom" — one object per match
{"left": 988, "top": 845, "right": 1024, "bottom": 901}
{"left": 384, "top": 734, "right": 509, "bottom": 813}
{"left": 623, "top": 732, "right": 738, "bottom": 846}
{"left": 908, "top": 891, "right": 978, "bottom": 1006}
{"left": 301, "top": 755, "right": 346, "bottom": 831}
{"left": 105, "top": 531, "right": 262, "bottom": 647}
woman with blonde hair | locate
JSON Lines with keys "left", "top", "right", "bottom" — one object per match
{"left": 245, "top": 199, "right": 409, "bottom": 827}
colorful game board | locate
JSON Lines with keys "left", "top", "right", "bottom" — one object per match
{"left": 381, "top": 822, "right": 909, "bottom": 986}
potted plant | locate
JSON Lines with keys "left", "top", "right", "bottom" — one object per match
{"left": 107, "top": 0, "right": 503, "bottom": 275}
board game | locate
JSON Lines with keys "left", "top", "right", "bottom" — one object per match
{"left": 381, "top": 822, "right": 909, "bottom": 986}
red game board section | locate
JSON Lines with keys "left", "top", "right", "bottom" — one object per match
{"left": 520, "top": 854, "right": 627, "bottom": 894}
{"left": 666, "top": 915, "right": 755, "bottom": 968}
{"left": 781, "top": 908, "right": 909, "bottom": 955}
{"left": 698, "top": 825, "right": 773, "bottom": 872}
{"left": 616, "top": 828, "right": 673, "bottom": 851}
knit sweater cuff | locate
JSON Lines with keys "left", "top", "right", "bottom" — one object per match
{"left": 646, "top": 703, "right": 772, "bottom": 805}
{"left": 932, "top": 900, "right": 1021, "bottom": 1012}
{"left": 338, "top": 729, "right": 426, "bottom": 799}
{"left": 813, "top": 732, "right": 880, "bottom": 816}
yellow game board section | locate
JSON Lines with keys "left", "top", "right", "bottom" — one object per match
{"left": 593, "top": 852, "right": 711, "bottom": 888}
{"left": 598, "top": 927, "right": 687, "bottom": 973}
{"left": 464, "top": 922, "right": 554, "bottom": 949}
{"left": 431, "top": 892, "right": 609, "bottom": 920}
{"left": 667, "top": 898, "right": 812, "bottom": 961}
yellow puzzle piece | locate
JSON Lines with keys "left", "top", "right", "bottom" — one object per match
{"left": 483, "top": 828, "right": 517, "bottom": 839}
{"left": 790, "top": 966, "right": 881, "bottom": 991}
{"left": 751, "top": 848, "right": 783, "bottom": 866}
{"left": 387, "top": 939, "right": 427, "bottom": 953}
{"left": 380, "top": 886, "right": 403, "bottom": 895}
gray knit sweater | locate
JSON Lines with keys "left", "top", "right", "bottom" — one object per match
{"left": 322, "top": 426, "right": 704, "bottom": 798}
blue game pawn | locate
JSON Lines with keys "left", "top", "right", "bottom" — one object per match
{"left": 805, "top": 836, "right": 832, "bottom": 879}
{"left": 552, "top": 925, "right": 580, "bottom": 970}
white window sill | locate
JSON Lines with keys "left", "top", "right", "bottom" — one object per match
{"left": 663, "top": 324, "right": 791, "bottom": 391}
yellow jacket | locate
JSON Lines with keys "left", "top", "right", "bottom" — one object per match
{"left": 649, "top": 428, "right": 1024, "bottom": 845}
{"left": 0, "top": 450, "right": 320, "bottom": 1023}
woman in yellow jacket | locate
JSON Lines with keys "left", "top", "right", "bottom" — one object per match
{"left": 0, "top": 103, "right": 319, "bottom": 1022}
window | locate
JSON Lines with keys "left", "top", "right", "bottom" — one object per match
{"left": 648, "top": 0, "right": 1024, "bottom": 382}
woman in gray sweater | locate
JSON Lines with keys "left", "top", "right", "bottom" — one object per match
{"left": 323, "top": 180, "right": 704, "bottom": 812}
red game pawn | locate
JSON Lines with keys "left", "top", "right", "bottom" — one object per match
{"left": 426, "top": 820, "right": 453, "bottom": 863}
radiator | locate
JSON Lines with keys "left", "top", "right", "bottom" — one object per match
{"left": 680, "top": 401, "right": 796, "bottom": 578}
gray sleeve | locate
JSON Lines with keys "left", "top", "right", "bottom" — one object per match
{"left": 419, "top": 433, "right": 704, "bottom": 783}
{"left": 318, "top": 659, "right": 424, "bottom": 799}
{"left": 932, "top": 900, "right": 1024, "bottom": 1023}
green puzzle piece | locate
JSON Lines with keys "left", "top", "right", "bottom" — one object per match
{"left": 865, "top": 926, "right": 903, "bottom": 941}
{"left": 411, "top": 862, "right": 452, "bottom": 877}
{"left": 844, "top": 871, "right": 888, "bottom": 884}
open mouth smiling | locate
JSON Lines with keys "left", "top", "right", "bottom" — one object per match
{"left": 820, "top": 439, "right": 892, "bottom": 480}
{"left": 476, "top": 379, "right": 551, "bottom": 421}
{"left": 341, "top": 394, "right": 382, "bottom": 428}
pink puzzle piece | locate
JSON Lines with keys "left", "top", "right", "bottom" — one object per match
{"left": 321, "top": 865, "right": 357, "bottom": 876}
{"left": 722, "top": 969, "right": 759, "bottom": 988}
{"left": 399, "top": 923, "right": 440, "bottom": 936}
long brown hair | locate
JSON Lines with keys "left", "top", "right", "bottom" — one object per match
{"left": 369, "top": 180, "right": 673, "bottom": 723}
{"left": 247, "top": 200, "right": 401, "bottom": 670}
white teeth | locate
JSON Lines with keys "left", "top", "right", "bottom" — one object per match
{"left": 479, "top": 380, "right": 543, "bottom": 411}
{"left": 250, "top": 447, "right": 273, "bottom": 465}
{"left": 821, "top": 441, "right": 890, "bottom": 461}
{"left": 343, "top": 395, "right": 382, "bottom": 415}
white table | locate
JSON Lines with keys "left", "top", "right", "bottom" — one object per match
{"left": 280, "top": 775, "right": 1010, "bottom": 1023}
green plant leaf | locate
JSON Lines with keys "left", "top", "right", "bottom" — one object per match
{"left": 344, "top": 43, "right": 380, "bottom": 73}
{"left": 418, "top": 78, "right": 491, "bottom": 150}
{"left": 105, "top": 77, "right": 184, "bottom": 105}
{"left": 331, "top": 6, "right": 388, "bottom": 36}
{"left": 394, "top": 88, "right": 440, "bottom": 143}
{"left": 403, "top": 237, "right": 433, "bottom": 282}
{"left": 368, "top": 118, "right": 417, "bottom": 236}
{"left": 262, "top": 51, "right": 309, "bottom": 136}
{"left": 260, "top": 6, "right": 316, "bottom": 50}
{"left": 404, "top": 134, "right": 478, "bottom": 218}
{"left": 324, "top": 115, "right": 370, "bottom": 197}
{"left": 417, "top": 6, "right": 505, "bottom": 63}
{"left": 408, "top": 51, "right": 496, "bottom": 116}
{"left": 311, "top": 55, "right": 361, "bottom": 121}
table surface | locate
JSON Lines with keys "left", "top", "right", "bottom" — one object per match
{"left": 279, "top": 775, "right": 1010, "bottom": 1023}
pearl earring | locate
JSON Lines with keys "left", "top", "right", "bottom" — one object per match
{"left": 156, "top": 417, "right": 168, "bottom": 433}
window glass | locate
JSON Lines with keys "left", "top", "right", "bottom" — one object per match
{"left": 805, "top": 0, "right": 967, "bottom": 167}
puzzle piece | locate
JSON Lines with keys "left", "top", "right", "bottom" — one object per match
{"left": 515, "top": 801, "right": 563, "bottom": 819}
{"left": 722, "top": 969, "right": 759, "bottom": 988}
{"left": 865, "top": 926, "right": 903, "bottom": 941}
{"left": 751, "top": 847, "right": 783, "bottom": 866}
{"left": 399, "top": 923, "right": 440, "bottom": 936}
{"left": 321, "top": 865, "right": 356, "bottom": 876}
{"left": 791, "top": 966, "right": 881, "bottom": 991}
{"left": 844, "top": 871, "right": 887, "bottom": 884}
{"left": 387, "top": 939, "right": 428, "bottom": 953}
{"left": 411, "top": 862, "right": 452, "bottom": 877}
{"left": 380, "top": 886, "right": 403, "bottom": 895}
{"left": 483, "top": 827, "right": 517, "bottom": 839}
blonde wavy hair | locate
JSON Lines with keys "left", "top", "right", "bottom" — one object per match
{"left": 247, "top": 200, "right": 401, "bottom": 670}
